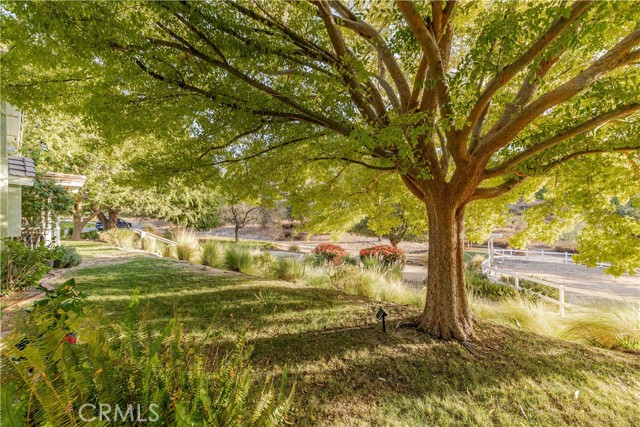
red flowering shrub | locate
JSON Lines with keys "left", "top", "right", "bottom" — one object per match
{"left": 311, "top": 243, "right": 347, "bottom": 262}
{"left": 359, "top": 245, "right": 406, "bottom": 265}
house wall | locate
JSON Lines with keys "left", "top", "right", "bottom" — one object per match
{"left": 8, "top": 185, "right": 22, "bottom": 237}
{"left": 1, "top": 102, "right": 25, "bottom": 240}
{"left": 1, "top": 103, "right": 8, "bottom": 241}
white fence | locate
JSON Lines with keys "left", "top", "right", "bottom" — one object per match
{"left": 494, "top": 248, "right": 574, "bottom": 264}
{"left": 494, "top": 248, "right": 611, "bottom": 268}
{"left": 481, "top": 259, "right": 567, "bottom": 316}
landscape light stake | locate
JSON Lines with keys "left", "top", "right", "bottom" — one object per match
{"left": 376, "top": 307, "right": 388, "bottom": 333}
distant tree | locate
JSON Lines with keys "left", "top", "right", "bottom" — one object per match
{"left": 221, "top": 204, "right": 263, "bottom": 243}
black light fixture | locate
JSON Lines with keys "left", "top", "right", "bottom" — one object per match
{"left": 376, "top": 307, "right": 388, "bottom": 333}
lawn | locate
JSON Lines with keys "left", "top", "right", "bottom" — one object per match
{"left": 57, "top": 242, "right": 640, "bottom": 426}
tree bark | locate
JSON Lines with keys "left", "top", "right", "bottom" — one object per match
{"left": 71, "top": 200, "right": 99, "bottom": 240}
{"left": 418, "top": 200, "right": 473, "bottom": 341}
{"left": 97, "top": 211, "right": 108, "bottom": 228}
{"left": 106, "top": 209, "right": 119, "bottom": 230}
{"left": 72, "top": 200, "right": 84, "bottom": 240}
{"left": 234, "top": 225, "right": 240, "bottom": 243}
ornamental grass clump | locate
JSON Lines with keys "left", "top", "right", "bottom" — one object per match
{"left": 562, "top": 304, "right": 640, "bottom": 352}
{"left": 176, "top": 244, "right": 196, "bottom": 261}
{"left": 272, "top": 257, "right": 306, "bottom": 283}
{"left": 224, "top": 246, "right": 255, "bottom": 273}
{"left": 200, "top": 241, "right": 223, "bottom": 268}
{"left": 162, "top": 244, "right": 177, "bottom": 259}
{"left": 99, "top": 228, "right": 139, "bottom": 249}
{"left": 169, "top": 227, "right": 200, "bottom": 261}
{"left": 311, "top": 243, "right": 348, "bottom": 265}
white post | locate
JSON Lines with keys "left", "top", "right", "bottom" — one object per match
{"left": 541, "top": 249, "right": 544, "bottom": 261}
{"left": 140, "top": 230, "right": 146, "bottom": 240}
{"left": 565, "top": 252, "right": 569, "bottom": 264}
{"left": 515, "top": 272, "right": 520, "bottom": 290}
{"left": 559, "top": 286, "right": 565, "bottom": 317}
{"left": 488, "top": 238, "right": 493, "bottom": 266}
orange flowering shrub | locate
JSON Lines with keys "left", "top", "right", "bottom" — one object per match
{"left": 311, "top": 243, "right": 347, "bottom": 261}
{"left": 359, "top": 245, "right": 406, "bottom": 265}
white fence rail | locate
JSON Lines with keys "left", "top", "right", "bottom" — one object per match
{"left": 131, "top": 228, "right": 176, "bottom": 246}
{"left": 481, "top": 259, "right": 567, "bottom": 316}
{"left": 494, "top": 248, "right": 611, "bottom": 268}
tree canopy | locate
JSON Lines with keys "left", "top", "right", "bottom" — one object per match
{"left": 2, "top": 0, "right": 638, "bottom": 339}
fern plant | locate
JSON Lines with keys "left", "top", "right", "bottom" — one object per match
{"left": 1, "top": 279, "right": 292, "bottom": 426}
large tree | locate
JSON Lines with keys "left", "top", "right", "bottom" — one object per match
{"left": 2, "top": 1, "right": 639, "bottom": 340}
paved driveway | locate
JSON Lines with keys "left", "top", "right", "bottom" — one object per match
{"left": 494, "top": 259, "right": 640, "bottom": 305}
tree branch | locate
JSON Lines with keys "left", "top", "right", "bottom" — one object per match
{"left": 477, "top": 27, "right": 640, "bottom": 161}
{"left": 461, "top": 1, "right": 593, "bottom": 148}
{"left": 485, "top": 103, "right": 640, "bottom": 177}
{"left": 312, "top": 0, "right": 379, "bottom": 122}
{"left": 330, "top": 8, "right": 411, "bottom": 109}
{"left": 312, "top": 156, "right": 396, "bottom": 170}
{"left": 473, "top": 146, "right": 640, "bottom": 201}
{"left": 208, "top": 132, "right": 329, "bottom": 166}
{"left": 397, "top": 0, "right": 463, "bottom": 164}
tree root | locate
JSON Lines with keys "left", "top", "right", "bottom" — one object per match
{"left": 395, "top": 316, "right": 420, "bottom": 330}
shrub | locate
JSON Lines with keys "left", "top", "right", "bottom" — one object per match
{"left": 466, "top": 254, "right": 486, "bottom": 274}
{"left": 342, "top": 255, "right": 359, "bottom": 266}
{"left": 200, "top": 241, "right": 223, "bottom": 267}
{"left": 311, "top": 243, "right": 347, "bottom": 264}
{"left": 224, "top": 246, "right": 254, "bottom": 273}
{"left": 288, "top": 244, "right": 301, "bottom": 253}
{"left": 359, "top": 245, "right": 406, "bottom": 266}
{"left": 81, "top": 230, "right": 99, "bottom": 240}
{"left": 465, "top": 270, "right": 519, "bottom": 301}
{"left": 1, "top": 280, "right": 292, "bottom": 426}
{"left": 0, "top": 239, "right": 51, "bottom": 294}
{"left": 273, "top": 257, "right": 306, "bottom": 282}
{"left": 50, "top": 245, "right": 82, "bottom": 268}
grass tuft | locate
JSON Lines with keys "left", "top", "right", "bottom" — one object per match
{"left": 200, "top": 241, "right": 223, "bottom": 268}
{"left": 224, "top": 246, "right": 254, "bottom": 273}
{"left": 562, "top": 304, "right": 640, "bottom": 351}
{"left": 272, "top": 257, "right": 306, "bottom": 282}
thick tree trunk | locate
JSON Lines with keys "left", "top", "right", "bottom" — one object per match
{"left": 97, "top": 211, "right": 108, "bottom": 228}
{"left": 418, "top": 201, "right": 473, "bottom": 341}
{"left": 71, "top": 220, "right": 83, "bottom": 240}
{"left": 71, "top": 200, "right": 93, "bottom": 240}
{"left": 234, "top": 225, "right": 240, "bottom": 243}
{"left": 100, "top": 209, "right": 120, "bottom": 230}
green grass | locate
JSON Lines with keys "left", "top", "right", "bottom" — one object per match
{"left": 57, "top": 242, "right": 640, "bottom": 427}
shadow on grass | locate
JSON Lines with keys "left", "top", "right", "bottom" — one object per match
{"left": 63, "top": 254, "right": 640, "bottom": 427}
